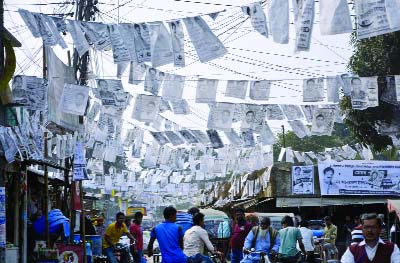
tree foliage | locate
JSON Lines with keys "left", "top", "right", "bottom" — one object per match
{"left": 340, "top": 31, "right": 400, "bottom": 152}
{"left": 273, "top": 123, "right": 353, "bottom": 161}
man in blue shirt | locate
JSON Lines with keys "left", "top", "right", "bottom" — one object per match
{"left": 242, "top": 217, "right": 280, "bottom": 263}
{"left": 147, "top": 206, "right": 187, "bottom": 263}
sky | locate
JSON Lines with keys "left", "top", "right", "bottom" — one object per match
{"left": 4, "top": 0, "right": 354, "bottom": 134}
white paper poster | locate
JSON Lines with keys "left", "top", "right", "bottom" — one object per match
{"left": 351, "top": 77, "right": 379, "bottom": 110}
{"left": 268, "top": 0, "right": 289, "bottom": 44}
{"left": 170, "top": 99, "right": 190, "bottom": 115}
{"left": 18, "top": 9, "right": 41, "bottom": 37}
{"left": 319, "top": 0, "right": 352, "bottom": 35}
{"left": 241, "top": 130, "right": 255, "bottom": 148}
{"left": 162, "top": 74, "right": 185, "bottom": 100}
{"left": 128, "top": 62, "right": 146, "bottom": 85}
{"left": 386, "top": 0, "right": 400, "bottom": 29}
{"left": 311, "top": 108, "right": 335, "bottom": 136}
{"left": 67, "top": 20, "right": 90, "bottom": 57}
{"left": 149, "top": 22, "right": 174, "bottom": 68}
{"left": 281, "top": 104, "right": 304, "bottom": 120}
{"left": 207, "top": 129, "right": 224, "bottom": 149}
{"left": 190, "top": 130, "right": 210, "bottom": 145}
{"left": 60, "top": 84, "right": 89, "bottom": 115}
{"left": 326, "top": 76, "right": 340, "bottom": 103}
{"left": 196, "top": 79, "right": 218, "bottom": 103}
{"left": 168, "top": 20, "right": 185, "bottom": 67}
{"left": 132, "top": 95, "right": 161, "bottom": 122}
{"left": 80, "top": 21, "right": 111, "bottom": 51}
{"left": 381, "top": 76, "right": 398, "bottom": 104}
{"left": 303, "top": 78, "right": 324, "bottom": 102}
{"left": 292, "top": 165, "right": 314, "bottom": 194}
{"left": 183, "top": 16, "right": 227, "bottom": 63}
{"left": 288, "top": 120, "right": 311, "bottom": 138}
{"left": 207, "top": 103, "right": 235, "bottom": 131}
{"left": 144, "top": 67, "right": 162, "bottom": 95}
{"left": 225, "top": 80, "right": 248, "bottom": 99}
{"left": 247, "top": 2, "right": 268, "bottom": 37}
{"left": 301, "top": 105, "right": 317, "bottom": 123}
{"left": 241, "top": 104, "right": 266, "bottom": 131}
{"left": 318, "top": 160, "right": 400, "bottom": 196}
{"left": 294, "top": 0, "right": 314, "bottom": 52}
{"left": 265, "top": 104, "right": 285, "bottom": 120}
{"left": 179, "top": 130, "right": 199, "bottom": 144}
{"left": 356, "top": 0, "right": 400, "bottom": 39}
{"left": 132, "top": 23, "right": 151, "bottom": 63}
{"left": 249, "top": 80, "right": 271, "bottom": 100}
{"left": 164, "top": 131, "right": 184, "bottom": 146}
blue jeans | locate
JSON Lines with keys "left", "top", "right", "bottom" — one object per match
{"left": 187, "top": 253, "right": 213, "bottom": 263}
{"left": 132, "top": 249, "right": 143, "bottom": 263}
{"left": 231, "top": 248, "right": 244, "bottom": 263}
{"left": 103, "top": 246, "right": 129, "bottom": 263}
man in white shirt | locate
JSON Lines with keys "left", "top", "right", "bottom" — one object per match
{"left": 341, "top": 213, "right": 400, "bottom": 263}
{"left": 297, "top": 221, "right": 315, "bottom": 263}
{"left": 184, "top": 212, "right": 219, "bottom": 263}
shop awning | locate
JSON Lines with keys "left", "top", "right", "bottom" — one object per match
{"left": 387, "top": 199, "right": 400, "bottom": 219}
{"left": 276, "top": 197, "right": 388, "bottom": 207}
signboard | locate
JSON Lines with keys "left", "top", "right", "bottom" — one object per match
{"left": 126, "top": 207, "right": 146, "bottom": 216}
{"left": 318, "top": 160, "right": 400, "bottom": 196}
{"left": 292, "top": 165, "right": 314, "bottom": 194}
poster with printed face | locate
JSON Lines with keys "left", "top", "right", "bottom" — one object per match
{"left": 311, "top": 107, "right": 335, "bottom": 136}
{"left": 265, "top": 104, "right": 285, "bottom": 120}
{"left": 117, "top": 23, "right": 139, "bottom": 63}
{"left": 249, "top": 80, "right": 271, "bottom": 100}
{"left": 303, "top": 78, "right": 324, "bottom": 102}
{"left": 207, "top": 103, "right": 235, "bottom": 131}
{"left": 380, "top": 76, "right": 398, "bottom": 105}
{"left": 129, "top": 62, "right": 146, "bottom": 85}
{"left": 326, "top": 76, "right": 340, "bottom": 103}
{"left": 292, "top": 165, "right": 314, "bottom": 194}
{"left": 241, "top": 129, "right": 255, "bottom": 148}
{"left": 168, "top": 20, "right": 185, "bottom": 67}
{"left": 11, "top": 75, "right": 28, "bottom": 104}
{"left": 350, "top": 77, "right": 378, "bottom": 110}
{"left": 59, "top": 84, "right": 89, "bottom": 115}
{"left": 196, "top": 79, "right": 218, "bottom": 103}
{"left": 132, "top": 95, "right": 161, "bottom": 122}
{"left": 225, "top": 80, "right": 248, "bottom": 99}
{"left": 67, "top": 20, "right": 90, "bottom": 56}
{"left": 183, "top": 16, "right": 227, "bottom": 63}
{"left": 96, "top": 79, "right": 117, "bottom": 106}
{"left": 356, "top": 0, "right": 400, "bottom": 39}
{"left": 259, "top": 122, "right": 277, "bottom": 145}
{"left": 144, "top": 67, "right": 164, "bottom": 96}
{"left": 301, "top": 105, "right": 317, "bottom": 123}
{"left": 318, "top": 160, "right": 400, "bottom": 196}
{"left": 241, "top": 104, "right": 266, "bottom": 131}
{"left": 132, "top": 23, "right": 151, "bottom": 62}
{"left": 281, "top": 104, "right": 304, "bottom": 120}
{"left": 170, "top": 99, "right": 190, "bottom": 115}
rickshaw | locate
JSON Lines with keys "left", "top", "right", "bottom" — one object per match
{"left": 201, "top": 209, "right": 232, "bottom": 262}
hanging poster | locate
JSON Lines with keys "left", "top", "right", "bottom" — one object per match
{"left": 190, "top": 130, "right": 210, "bottom": 145}
{"left": 318, "top": 160, "right": 400, "bottom": 196}
{"left": 195, "top": 79, "right": 218, "bottom": 103}
{"left": 356, "top": 0, "right": 400, "bottom": 39}
{"left": 225, "top": 80, "right": 248, "bottom": 99}
{"left": 162, "top": 74, "right": 185, "bottom": 100}
{"left": 292, "top": 165, "right": 314, "bottom": 194}
{"left": 265, "top": 104, "right": 285, "bottom": 120}
{"left": 133, "top": 23, "right": 151, "bottom": 62}
{"left": 288, "top": 120, "right": 311, "bottom": 138}
{"left": 268, "top": 0, "right": 289, "bottom": 44}
{"left": 132, "top": 95, "right": 160, "bottom": 122}
{"left": 183, "top": 16, "right": 227, "bottom": 63}
{"left": 294, "top": 0, "right": 314, "bottom": 52}
{"left": 207, "top": 102, "right": 235, "bottom": 131}
{"left": 319, "top": 0, "right": 352, "bottom": 35}
{"left": 207, "top": 129, "right": 224, "bottom": 149}
{"left": 179, "top": 130, "right": 199, "bottom": 144}
{"left": 149, "top": 22, "right": 174, "bottom": 68}
{"left": 303, "top": 78, "right": 324, "bottom": 102}
{"left": 170, "top": 99, "right": 190, "bottom": 115}
{"left": 301, "top": 105, "right": 317, "bottom": 123}
{"left": 246, "top": 2, "right": 268, "bottom": 37}
{"left": 249, "top": 80, "right": 271, "bottom": 100}
{"left": 80, "top": 21, "right": 110, "bottom": 51}
{"left": 60, "top": 84, "right": 89, "bottom": 115}
{"left": 241, "top": 104, "right": 266, "bottom": 131}
{"left": 311, "top": 107, "right": 335, "bottom": 136}
{"left": 144, "top": 67, "right": 162, "bottom": 95}
{"left": 168, "top": 20, "right": 185, "bottom": 67}
{"left": 281, "top": 104, "right": 304, "bottom": 120}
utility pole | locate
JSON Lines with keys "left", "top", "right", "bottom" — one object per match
{"left": 71, "top": 1, "right": 98, "bottom": 263}
{"left": 281, "top": 125, "right": 286, "bottom": 148}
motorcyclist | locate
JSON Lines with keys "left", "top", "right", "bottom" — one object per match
{"left": 102, "top": 212, "right": 136, "bottom": 263}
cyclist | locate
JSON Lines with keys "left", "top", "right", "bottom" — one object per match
{"left": 102, "top": 212, "right": 136, "bottom": 263}
{"left": 242, "top": 217, "right": 280, "bottom": 263}
{"left": 184, "top": 212, "right": 220, "bottom": 263}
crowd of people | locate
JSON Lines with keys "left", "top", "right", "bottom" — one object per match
{"left": 97, "top": 207, "right": 400, "bottom": 263}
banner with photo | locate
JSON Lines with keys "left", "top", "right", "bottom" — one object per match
{"left": 292, "top": 165, "right": 314, "bottom": 194}
{"left": 318, "top": 160, "right": 400, "bottom": 196}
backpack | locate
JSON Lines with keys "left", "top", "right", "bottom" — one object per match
{"left": 251, "top": 226, "right": 278, "bottom": 252}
